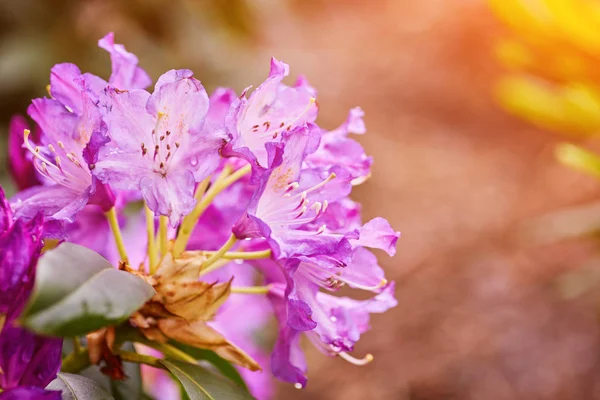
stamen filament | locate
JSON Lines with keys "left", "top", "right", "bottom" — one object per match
{"left": 342, "top": 278, "right": 388, "bottom": 292}
{"left": 338, "top": 351, "right": 374, "bottom": 366}
{"left": 159, "top": 216, "right": 169, "bottom": 257}
{"left": 106, "top": 207, "right": 128, "bottom": 262}
{"left": 200, "top": 234, "right": 238, "bottom": 275}
{"left": 146, "top": 206, "right": 158, "bottom": 274}
{"left": 231, "top": 285, "right": 272, "bottom": 295}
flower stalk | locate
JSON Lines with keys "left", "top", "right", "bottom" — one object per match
{"left": 199, "top": 234, "right": 238, "bottom": 274}
{"left": 159, "top": 215, "right": 169, "bottom": 258}
{"left": 146, "top": 206, "right": 158, "bottom": 274}
{"left": 106, "top": 207, "right": 128, "bottom": 262}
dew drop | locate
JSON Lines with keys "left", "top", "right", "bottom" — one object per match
{"left": 190, "top": 156, "right": 199, "bottom": 166}
{"left": 294, "top": 383, "right": 303, "bottom": 390}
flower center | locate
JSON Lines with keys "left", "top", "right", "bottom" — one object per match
{"left": 140, "top": 112, "right": 182, "bottom": 177}
{"left": 259, "top": 172, "right": 336, "bottom": 232}
{"left": 23, "top": 129, "right": 91, "bottom": 192}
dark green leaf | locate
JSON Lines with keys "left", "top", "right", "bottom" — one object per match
{"left": 171, "top": 343, "right": 248, "bottom": 391}
{"left": 161, "top": 360, "right": 253, "bottom": 400}
{"left": 46, "top": 372, "right": 115, "bottom": 400}
{"left": 21, "top": 243, "right": 155, "bottom": 336}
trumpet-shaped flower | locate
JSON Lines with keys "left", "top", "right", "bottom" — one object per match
{"left": 233, "top": 126, "right": 354, "bottom": 266}
{"left": 94, "top": 69, "right": 226, "bottom": 223}
{"left": 10, "top": 32, "right": 148, "bottom": 223}
{"left": 305, "top": 107, "right": 372, "bottom": 185}
{"left": 224, "top": 58, "right": 318, "bottom": 173}
{"left": 8, "top": 116, "right": 40, "bottom": 191}
{"left": 0, "top": 186, "right": 62, "bottom": 398}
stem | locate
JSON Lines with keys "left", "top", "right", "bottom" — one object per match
{"left": 106, "top": 207, "right": 128, "bottom": 262}
{"left": 146, "top": 206, "right": 158, "bottom": 274}
{"left": 231, "top": 285, "right": 272, "bottom": 295}
{"left": 209, "top": 249, "right": 272, "bottom": 260}
{"left": 61, "top": 348, "right": 91, "bottom": 374}
{"left": 200, "top": 234, "right": 238, "bottom": 275}
{"left": 117, "top": 351, "right": 166, "bottom": 370}
{"left": 159, "top": 216, "right": 169, "bottom": 257}
{"left": 173, "top": 164, "right": 251, "bottom": 257}
{"left": 149, "top": 342, "right": 198, "bottom": 364}
{"left": 73, "top": 337, "right": 83, "bottom": 354}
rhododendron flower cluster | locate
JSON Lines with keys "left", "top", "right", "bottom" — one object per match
{"left": 2, "top": 33, "right": 399, "bottom": 399}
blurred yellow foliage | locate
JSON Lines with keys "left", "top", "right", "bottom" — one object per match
{"left": 490, "top": 0, "right": 600, "bottom": 136}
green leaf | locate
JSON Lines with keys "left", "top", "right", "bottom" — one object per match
{"left": 21, "top": 243, "right": 155, "bottom": 336}
{"left": 114, "top": 324, "right": 248, "bottom": 391}
{"left": 171, "top": 343, "right": 248, "bottom": 391}
{"left": 161, "top": 360, "right": 254, "bottom": 400}
{"left": 46, "top": 372, "right": 115, "bottom": 400}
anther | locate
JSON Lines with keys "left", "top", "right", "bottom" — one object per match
{"left": 175, "top": 142, "right": 180, "bottom": 148}
{"left": 285, "top": 182, "right": 299, "bottom": 193}
{"left": 57, "top": 141, "right": 65, "bottom": 149}
{"left": 48, "top": 144, "right": 56, "bottom": 153}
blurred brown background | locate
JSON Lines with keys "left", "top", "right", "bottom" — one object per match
{"left": 3, "top": 0, "right": 600, "bottom": 399}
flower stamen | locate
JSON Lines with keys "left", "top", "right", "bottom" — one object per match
{"left": 337, "top": 351, "right": 374, "bottom": 366}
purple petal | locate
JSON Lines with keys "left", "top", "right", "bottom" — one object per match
{"left": 0, "top": 186, "right": 12, "bottom": 233}
{"left": 27, "top": 98, "right": 78, "bottom": 145}
{"left": 98, "top": 32, "right": 152, "bottom": 90}
{"left": 11, "top": 185, "right": 89, "bottom": 223}
{"left": 351, "top": 217, "right": 400, "bottom": 256}
{"left": 18, "top": 335, "right": 62, "bottom": 388}
{"left": 341, "top": 247, "right": 385, "bottom": 291}
{"left": 225, "top": 58, "right": 317, "bottom": 169}
{"left": 310, "top": 282, "right": 397, "bottom": 351}
{"left": 0, "top": 387, "right": 61, "bottom": 400}
{"left": 271, "top": 326, "right": 308, "bottom": 387}
{"left": 140, "top": 170, "right": 196, "bottom": 224}
{"left": 287, "top": 298, "right": 317, "bottom": 331}
{"left": 93, "top": 88, "right": 154, "bottom": 190}
{"left": 207, "top": 87, "right": 236, "bottom": 126}
{"left": 0, "top": 219, "right": 42, "bottom": 320}
{"left": 8, "top": 116, "right": 40, "bottom": 191}
{"left": 49, "top": 63, "right": 83, "bottom": 114}
{"left": 147, "top": 69, "right": 210, "bottom": 138}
